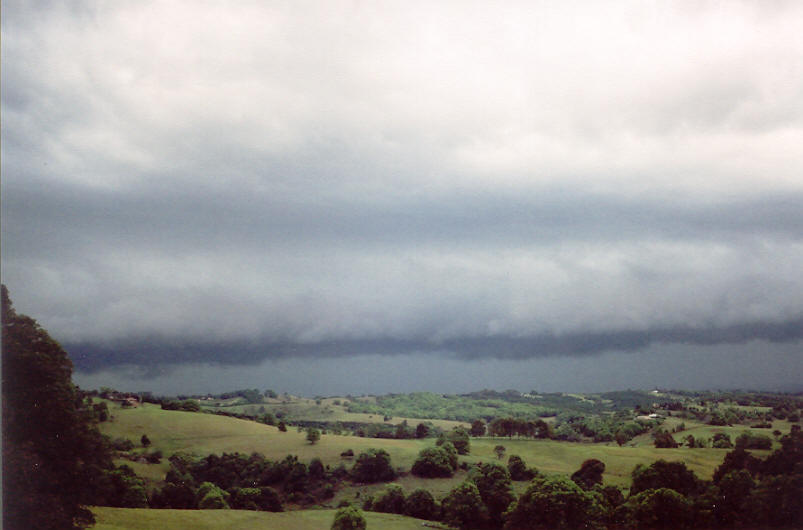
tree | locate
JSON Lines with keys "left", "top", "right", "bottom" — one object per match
{"left": 412, "top": 446, "right": 455, "bottom": 478}
{"left": 503, "top": 475, "right": 603, "bottom": 529}
{"left": 615, "top": 487, "right": 692, "bottom": 529}
{"left": 471, "top": 419, "right": 486, "bottom": 436}
{"left": 630, "top": 460, "right": 699, "bottom": 497}
{"left": 141, "top": 434, "right": 152, "bottom": 447}
{"left": 446, "top": 427, "right": 471, "bottom": 454}
{"left": 307, "top": 427, "right": 321, "bottom": 444}
{"left": 309, "top": 457, "right": 325, "bottom": 479}
{"left": 494, "top": 444, "right": 506, "bottom": 460}
{"left": 331, "top": 505, "right": 367, "bottom": 530}
{"left": 442, "top": 482, "right": 489, "bottom": 529}
{"left": 507, "top": 454, "right": 537, "bottom": 481}
{"left": 571, "top": 459, "right": 606, "bottom": 490}
{"left": 405, "top": 488, "right": 439, "bottom": 520}
{"left": 373, "top": 483, "right": 406, "bottom": 514}
{"left": 415, "top": 422, "right": 430, "bottom": 438}
{"left": 195, "top": 481, "right": 230, "bottom": 509}
{"left": 653, "top": 431, "right": 678, "bottom": 448}
{"left": 278, "top": 421, "right": 287, "bottom": 432}
{"left": 469, "top": 462, "right": 515, "bottom": 526}
{"left": 2, "top": 285, "right": 115, "bottom": 529}
{"left": 351, "top": 448, "right": 395, "bottom": 483}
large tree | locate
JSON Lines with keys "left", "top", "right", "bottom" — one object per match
{"left": 2, "top": 285, "right": 114, "bottom": 529}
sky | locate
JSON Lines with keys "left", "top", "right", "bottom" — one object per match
{"left": 2, "top": 1, "right": 802, "bottom": 396}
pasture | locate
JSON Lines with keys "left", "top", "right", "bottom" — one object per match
{"left": 100, "top": 401, "right": 748, "bottom": 493}
{"left": 91, "top": 507, "right": 440, "bottom": 530}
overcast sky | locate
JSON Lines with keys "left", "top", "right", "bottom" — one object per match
{"left": 2, "top": 1, "right": 802, "bottom": 393}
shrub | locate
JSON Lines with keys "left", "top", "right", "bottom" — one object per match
{"left": 503, "top": 475, "right": 602, "bottom": 530}
{"left": 411, "top": 446, "right": 455, "bottom": 478}
{"left": 630, "top": 460, "right": 700, "bottom": 497}
{"left": 442, "top": 482, "right": 488, "bottom": 529}
{"left": 404, "top": 488, "right": 439, "bottom": 521}
{"left": 331, "top": 505, "right": 367, "bottom": 530}
{"left": 735, "top": 432, "right": 772, "bottom": 450}
{"left": 195, "top": 482, "right": 230, "bottom": 509}
{"left": 571, "top": 459, "right": 606, "bottom": 490}
{"left": 351, "top": 449, "right": 395, "bottom": 483}
{"left": 507, "top": 454, "right": 537, "bottom": 481}
{"left": 654, "top": 431, "right": 678, "bottom": 448}
{"left": 372, "top": 484, "right": 406, "bottom": 514}
{"left": 615, "top": 488, "right": 692, "bottom": 529}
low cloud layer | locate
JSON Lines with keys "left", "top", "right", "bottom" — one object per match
{"left": 2, "top": 1, "right": 802, "bottom": 377}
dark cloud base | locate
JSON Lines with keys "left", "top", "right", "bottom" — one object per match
{"left": 66, "top": 316, "right": 803, "bottom": 373}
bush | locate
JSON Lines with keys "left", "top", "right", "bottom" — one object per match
{"left": 404, "top": 488, "right": 439, "bottom": 521}
{"left": 653, "top": 431, "right": 678, "bottom": 448}
{"left": 331, "top": 505, "right": 367, "bottom": 530}
{"left": 372, "top": 484, "right": 406, "bottom": 514}
{"left": 571, "top": 459, "right": 606, "bottom": 490}
{"left": 507, "top": 455, "right": 536, "bottom": 481}
{"left": 195, "top": 482, "right": 230, "bottom": 509}
{"left": 442, "top": 482, "right": 488, "bottom": 529}
{"left": 504, "top": 475, "right": 602, "bottom": 530}
{"left": 735, "top": 432, "right": 772, "bottom": 450}
{"left": 411, "top": 446, "right": 455, "bottom": 478}
{"left": 615, "top": 487, "right": 692, "bottom": 529}
{"left": 351, "top": 449, "right": 395, "bottom": 483}
{"left": 630, "top": 460, "right": 699, "bottom": 497}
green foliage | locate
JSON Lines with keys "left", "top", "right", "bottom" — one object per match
{"left": 195, "top": 482, "right": 231, "bottom": 509}
{"left": 442, "top": 481, "right": 489, "bottom": 529}
{"left": 1, "top": 285, "right": 116, "bottom": 530}
{"left": 99, "top": 465, "right": 149, "bottom": 508}
{"left": 373, "top": 484, "right": 406, "bottom": 514}
{"left": 471, "top": 419, "right": 486, "bottom": 436}
{"left": 447, "top": 426, "right": 471, "bottom": 454}
{"left": 571, "top": 459, "right": 606, "bottom": 490}
{"left": 734, "top": 431, "right": 772, "bottom": 450}
{"left": 404, "top": 488, "right": 439, "bottom": 521}
{"left": 711, "top": 432, "right": 733, "bottom": 449}
{"left": 468, "top": 462, "right": 515, "bottom": 526}
{"left": 331, "top": 505, "right": 367, "bottom": 530}
{"left": 507, "top": 454, "right": 537, "bottom": 481}
{"left": 351, "top": 448, "right": 395, "bottom": 483}
{"left": 615, "top": 488, "right": 692, "bottom": 529}
{"left": 652, "top": 431, "right": 678, "bottom": 448}
{"left": 411, "top": 446, "right": 456, "bottom": 478}
{"left": 307, "top": 427, "right": 321, "bottom": 444}
{"left": 503, "top": 474, "right": 603, "bottom": 529}
{"left": 630, "top": 460, "right": 700, "bottom": 497}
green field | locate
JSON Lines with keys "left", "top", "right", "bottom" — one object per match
{"left": 100, "top": 401, "right": 747, "bottom": 493}
{"left": 91, "top": 507, "right": 442, "bottom": 530}
{"left": 200, "top": 398, "right": 470, "bottom": 430}
{"left": 101, "top": 402, "right": 430, "bottom": 473}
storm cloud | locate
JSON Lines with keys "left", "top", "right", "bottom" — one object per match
{"left": 2, "top": 1, "right": 802, "bottom": 385}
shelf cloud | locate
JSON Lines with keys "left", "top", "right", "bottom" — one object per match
{"left": 3, "top": 1, "right": 802, "bottom": 380}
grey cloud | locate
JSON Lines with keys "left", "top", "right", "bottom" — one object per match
{"left": 64, "top": 316, "right": 803, "bottom": 373}
{"left": 2, "top": 1, "right": 803, "bottom": 382}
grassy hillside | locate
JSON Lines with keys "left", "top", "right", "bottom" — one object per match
{"left": 100, "top": 401, "right": 429, "bottom": 470}
{"left": 99, "top": 400, "right": 748, "bottom": 493}
{"left": 91, "top": 507, "right": 441, "bottom": 530}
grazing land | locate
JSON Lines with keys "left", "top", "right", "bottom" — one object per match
{"left": 91, "top": 507, "right": 439, "bottom": 530}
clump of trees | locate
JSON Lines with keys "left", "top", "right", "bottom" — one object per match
{"left": 351, "top": 448, "right": 396, "bottom": 483}
{"left": 412, "top": 445, "right": 457, "bottom": 478}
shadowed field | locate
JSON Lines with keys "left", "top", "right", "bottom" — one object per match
{"left": 91, "top": 507, "right": 441, "bottom": 530}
